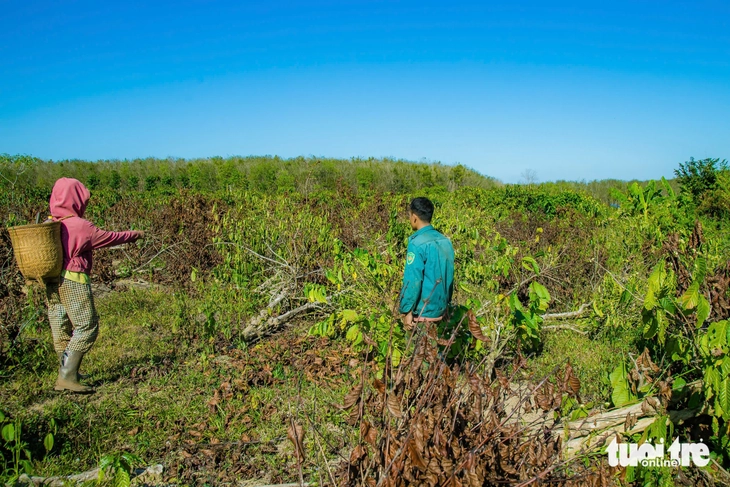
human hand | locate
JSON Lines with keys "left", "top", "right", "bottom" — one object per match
{"left": 404, "top": 311, "right": 414, "bottom": 330}
{"left": 136, "top": 230, "right": 146, "bottom": 240}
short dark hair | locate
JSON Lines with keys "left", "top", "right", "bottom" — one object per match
{"left": 409, "top": 197, "right": 434, "bottom": 222}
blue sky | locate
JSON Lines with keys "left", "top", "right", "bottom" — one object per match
{"left": 1, "top": 1, "right": 728, "bottom": 183}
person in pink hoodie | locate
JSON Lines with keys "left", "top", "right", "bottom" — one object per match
{"left": 47, "top": 178, "right": 144, "bottom": 393}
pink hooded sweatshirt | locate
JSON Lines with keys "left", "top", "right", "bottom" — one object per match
{"left": 49, "top": 178, "right": 142, "bottom": 275}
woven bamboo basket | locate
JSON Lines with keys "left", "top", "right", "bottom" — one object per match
{"left": 7, "top": 221, "right": 64, "bottom": 283}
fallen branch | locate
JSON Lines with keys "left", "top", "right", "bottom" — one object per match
{"left": 542, "top": 324, "right": 588, "bottom": 335}
{"left": 13, "top": 464, "right": 163, "bottom": 487}
{"left": 244, "top": 289, "right": 289, "bottom": 331}
{"left": 241, "top": 287, "right": 352, "bottom": 342}
{"left": 543, "top": 302, "right": 592, "bottom": 321}
{"left": 241, "top": 301, "right": 323, "bottom": 341}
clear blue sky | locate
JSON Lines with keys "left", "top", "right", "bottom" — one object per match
{"left": 1, "top": 1, "right": 728, "bottom": 183}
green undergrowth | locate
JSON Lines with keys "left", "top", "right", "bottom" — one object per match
{"left": 0, "top": 288, "right": 359, "bottom": 485}
{"left": 530, "top": 326, "right": 641, "bottom": 406}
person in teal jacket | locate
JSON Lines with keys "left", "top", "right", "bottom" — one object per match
{"left": 399, "top": 197, "right": 455, "bottom": 328}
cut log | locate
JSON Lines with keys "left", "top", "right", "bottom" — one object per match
{"left": 558, "top": 400, "right": 703, "bottom": 459}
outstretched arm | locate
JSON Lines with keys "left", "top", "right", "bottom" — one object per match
{"left": 87, "top": 221, "right": 144, "bottom": 250}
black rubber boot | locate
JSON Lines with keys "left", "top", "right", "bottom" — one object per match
{"left": 55, "top": 351, "right": 94, "bottom": 393}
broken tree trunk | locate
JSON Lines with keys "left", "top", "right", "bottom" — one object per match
{"left": 556, "top": 398, "right": 703, "bottom": 458}
{"left": 241, "top": 301, "right": 323, "bottom": 342}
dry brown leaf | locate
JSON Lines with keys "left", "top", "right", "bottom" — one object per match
{"left": 495, "top": 370, "right": 509, "bottom": 390}
{"left": 465, "top": 471, "right": 481, "bottom": 487}
{"left": 407, "top": 438, "right": 427, "bottom": 470}
{"left": 373, "top": 378, "right": 386, "bottom": 395}
{"left": 563, "top": 361, "right": 581, "bottom": 396}
{"left": 658, "top": 381, "right": 672, "bottom": 402}
{"left": 361, "top": 421, "right": 378, "bottom": 446}
{"left": 624, "top": 412, "right": 637, "bottom": 431}
{"left": 287, "top": 420, "right": 306, "bottom": 461}
{"left": 638, "top": 347, "right": 660, "bottom": 373}
{"left": 468, "top": 373, "right": 483, "bottom": 395}
{"left": 468, "top": 310, "right": 489, "bottom": 342}
{"left": 535, "top": 381, "right": 557, "bottom": 411}
{"left": 347, "top": 405, "right": 362, "bottom": 425}
{"left": 339, "top": 384, "right": 363, "bottom": 410}
{"left": 350, "top": 444, "right": 366, "bottom": 465}
{"left": 386, "top": 394, "right": 403, "bottom": 418}
{"left": 441, "top": 457, "right": 454, "bottom": 476}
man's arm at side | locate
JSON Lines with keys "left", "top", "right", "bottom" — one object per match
{"left": 399, "top": 243, "right": 425, "bottom": 315}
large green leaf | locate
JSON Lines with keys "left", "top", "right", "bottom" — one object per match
{"left": 704, "top": 366, "right": 721, "bottom": 399}
{"left": 718, "top": 377, "right": 730, "bottom": 421}
{"left": 644, "top": 261, "right": 668, "bottom": 310}
{"left": 647, "top": 261, "right": 666, "bottom": 295}
{"left": 707, "top": 321, "right": 728, "bottom": 350}
{"left": 678, "top": 281, "right": 700, "bottom": 310}
{"left": 529, "top": 281, "right": 550, "bottom": 302}
{"left": 722, "top": 359, "right": 730, "bottom": 379}
{"left": 660, "top": 176, "right": 675, "bottom": 198}
{"left": 521, "top": 256, "right": 539, "bottom": 274}
{"left": 658, "top": 297, "right": 676, "bottom": 314}
{"left": 1, "top": 423, "right": 14, "bottom": 442}
{"left": 609, "top": 363, "right": 636, "bottom": 408}
{"left": 341, "top": 309, "right": 359, "bottom": 322}
{"left": 509, "top": 292, "right": 523, "bottom": 312}
{"left": 642, "top": 313, "right": 659, "bottom": 340}
{"left": 644, "top": 286, "right": 657, "bottom": 310}
{"left": 43, "top": 433, "right": 54, "bottom": 453}
{"left": 345, "top": 324, "right": 360, "bottom": 342}
{"left": 696, "top": 294, "right": 711, "bottom": 328}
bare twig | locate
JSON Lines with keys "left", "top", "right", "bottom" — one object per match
{"left": 131, "top": 243, "right": 181, "bottom": 273}
{"left": 207, "top": 241, "right": 294, "bottom": 271}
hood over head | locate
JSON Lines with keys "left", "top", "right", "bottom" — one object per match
{"left": 49, "top": 178, "right": 91, "bottom": 218}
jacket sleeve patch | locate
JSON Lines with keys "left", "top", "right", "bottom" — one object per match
{"left": 406, "top": 251, "right": 416, "bottom": 265}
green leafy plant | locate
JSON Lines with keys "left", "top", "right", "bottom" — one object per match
{"left": 0, "top": 412, "right": 33, "bottom": 482}
{"left": 505, "top": 280, "right": 550, "bottom": 352}
{"left": 98, "top": 452, "right": 142, "bottom": 487}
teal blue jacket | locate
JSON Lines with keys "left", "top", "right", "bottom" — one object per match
{"left": 399, "top": 225, "right": 455, "bottom": 318}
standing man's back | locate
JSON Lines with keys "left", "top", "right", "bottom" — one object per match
{"left": 399, "top": 197, "right": 455, "bottom": 327}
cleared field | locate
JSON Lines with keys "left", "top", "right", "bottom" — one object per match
{"left": 2, "top": 155, "right": 729, "bottom": 486}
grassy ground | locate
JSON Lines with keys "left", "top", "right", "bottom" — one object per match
{"left": 1, "top": 288, "right": 362, "bottom": 485}
{"left": 1, "top": 286, "right": 634, "bottom": 486}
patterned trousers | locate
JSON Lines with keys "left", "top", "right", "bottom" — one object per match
{"left": 45, "top": 278, "right": 99, "bottom": 353}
